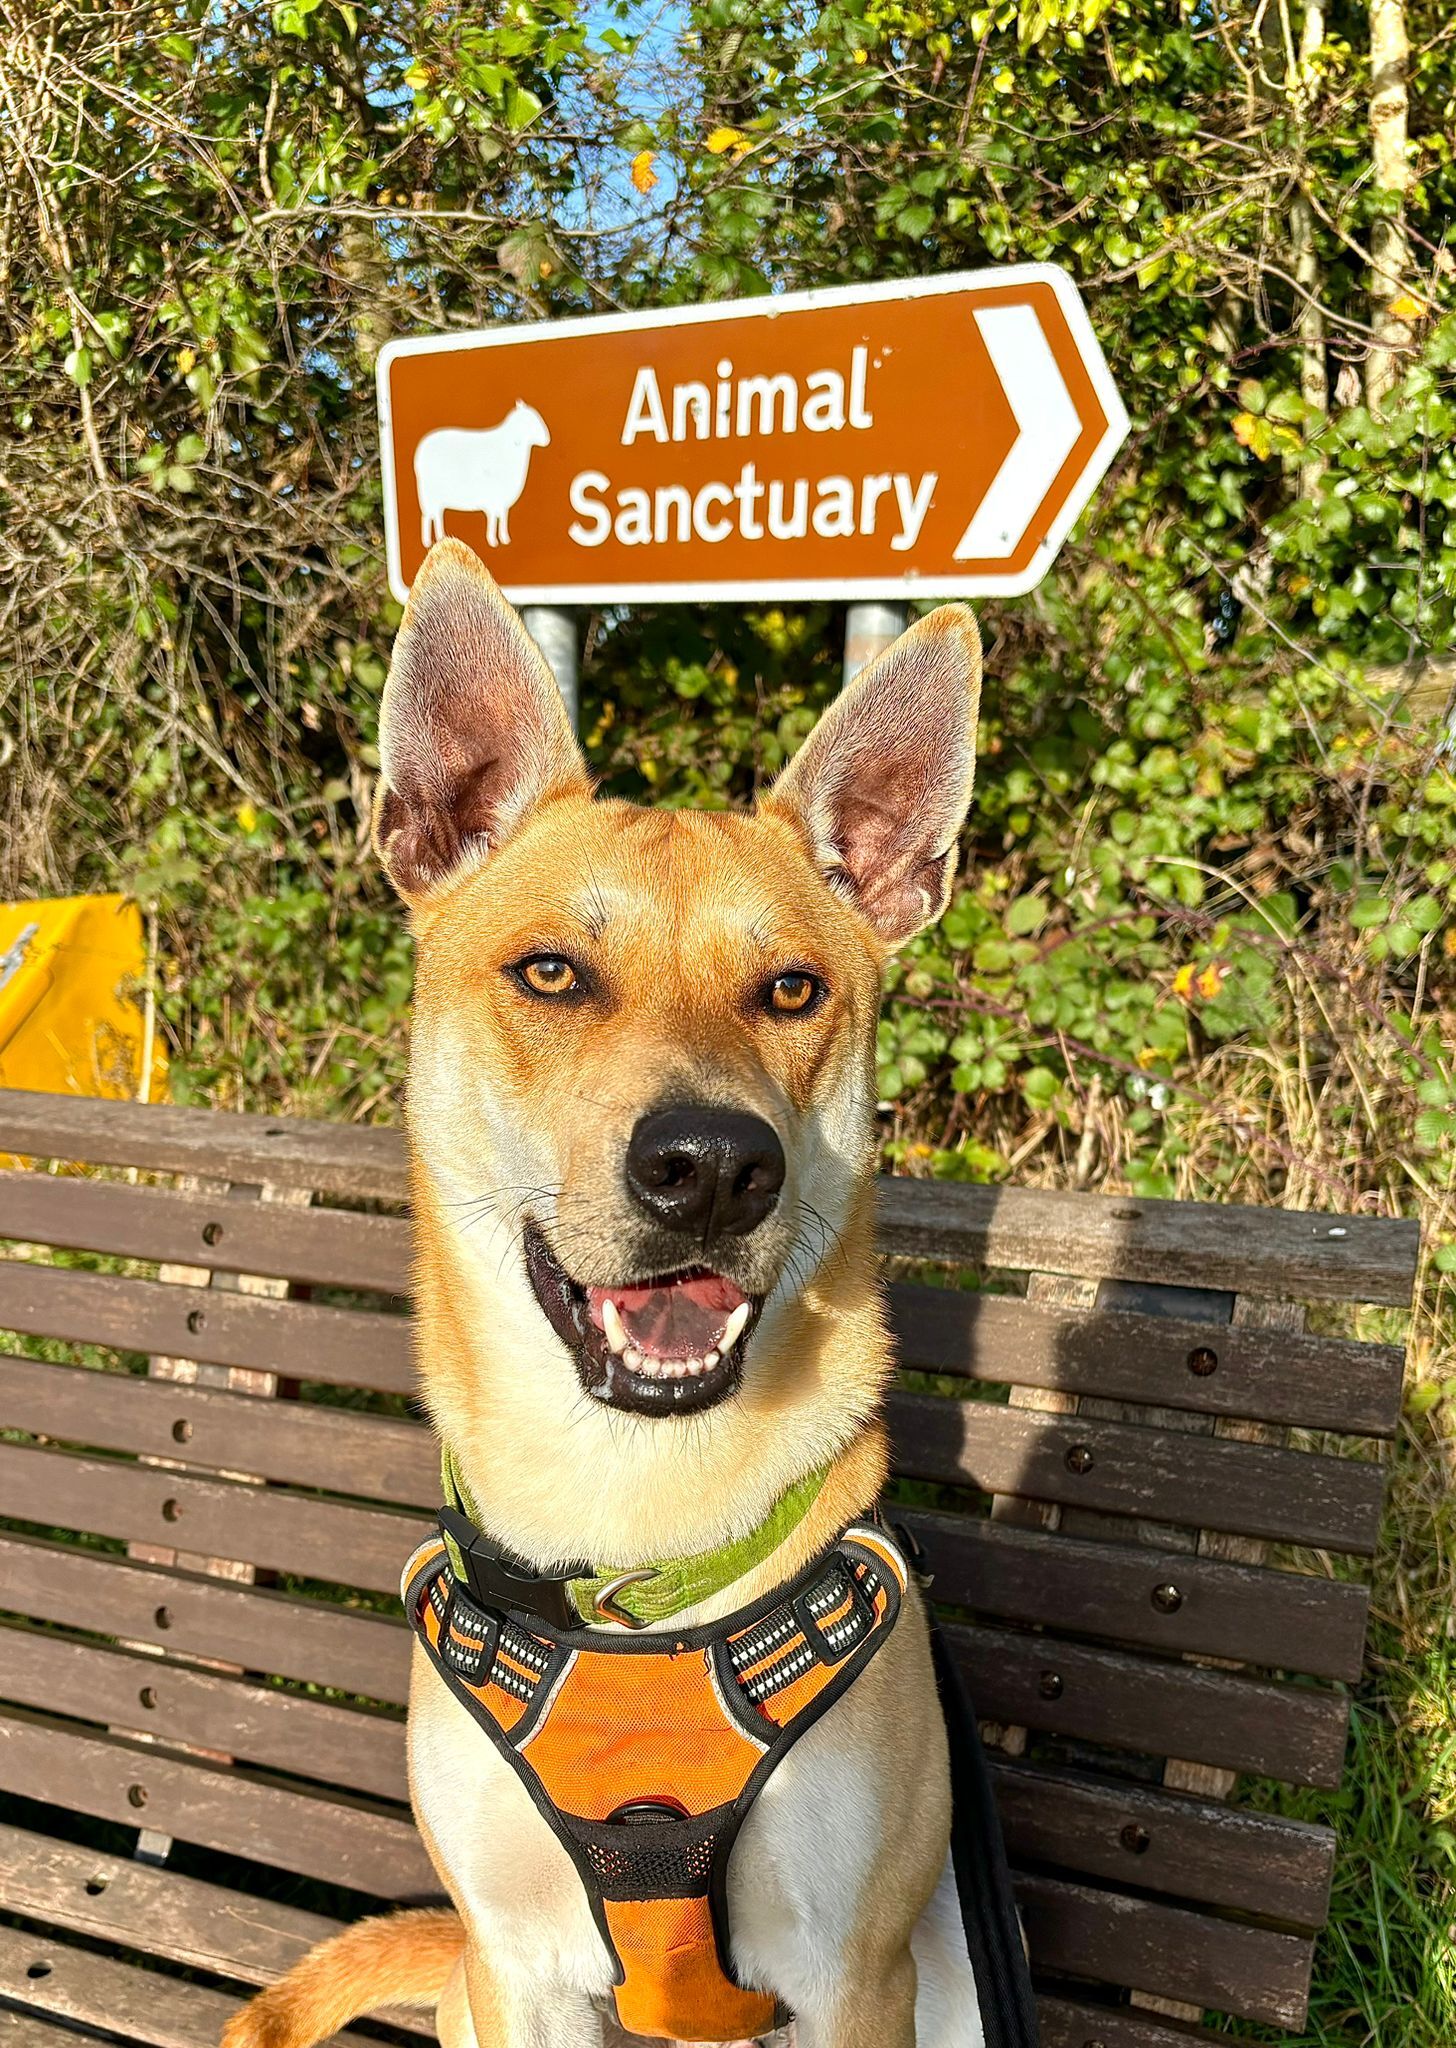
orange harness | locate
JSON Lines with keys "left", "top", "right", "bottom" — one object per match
{"left": 404, "top": 1518, "right": 907, "bottom": 2042}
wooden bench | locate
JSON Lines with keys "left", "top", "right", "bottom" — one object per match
{"left": 0, "top": 1085, "right": 1418, "bottom": 2047}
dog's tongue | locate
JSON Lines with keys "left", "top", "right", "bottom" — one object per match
{"left": 588, "top": 1273, "right": 746, "bottom": 1360}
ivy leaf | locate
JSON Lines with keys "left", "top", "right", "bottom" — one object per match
{"left": 1232, "top": 411, "right": 1274, "bottom": 460}
{"left": 1006, "top": 894, "right": 1046, "bottom": 936}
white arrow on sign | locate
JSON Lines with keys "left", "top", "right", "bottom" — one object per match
{"left": 954, "top": 305, "right": 1083, "bottom": 561}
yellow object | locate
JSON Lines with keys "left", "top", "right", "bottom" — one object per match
{"left": 0, "top": 894, "right": 165, "bottom": 1103}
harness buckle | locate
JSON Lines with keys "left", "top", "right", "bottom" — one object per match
{"left": 590, "top": 1568, "right": 656, "bottom": 1629}
{"left": 440, "top": 1506, "right": 589, "bottom": 1633}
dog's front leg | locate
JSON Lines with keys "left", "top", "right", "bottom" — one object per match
{"left": 436, "top": 1938, "right": 602, "bottom": 2048}
{"left": 789, "top": 1944, "right": 916, "bottom": 2048}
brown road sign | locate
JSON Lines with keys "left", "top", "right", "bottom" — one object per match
{"left": 378, "top": 268, "right": 1128, "bottom": 605}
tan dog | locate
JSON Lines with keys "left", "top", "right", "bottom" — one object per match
{"left": 222, "top": 539, "right": 983, "bottom": 2048}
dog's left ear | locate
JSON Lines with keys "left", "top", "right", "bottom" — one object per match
{"left": 374, "top": 539, "right": 589, "bottom": 903}
{"left": 762, "top": 604, "right": 981, "bottom": 950}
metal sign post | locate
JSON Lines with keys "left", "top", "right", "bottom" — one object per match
{"left": 522, "top": 605, "right": 579, "bottom": 729}
{"left": 844, "top": 601, "right": 908, "bottom": 683}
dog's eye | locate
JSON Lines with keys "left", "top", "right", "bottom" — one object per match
{"left": 513, "top": 955, "right": 581, "bottom": 999}
{"left": 766, "top": 971, "right": 823, "bottom": 1016}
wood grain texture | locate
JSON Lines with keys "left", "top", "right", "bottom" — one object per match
{"left": 0, "top": 1168, "right": 1405, "bottom": 1433}
{"left": 946, "top": 1622, "right": 1351, "bottom": 1787}
{"left": 889, "top": 1389, "right": 1384, "bottom": 1553}
{"left": 889, "top": 1281, "right": 1405, "bottom": 1436}
{"left": 0, "top": 1088, "right": 1417, "bottom": 1303}
{"left": 1037, "top": 1998, "right": 1227, "bottom": 2047}
{"left": 0, "top": 1921, "right": 246, "bottom": 2048}
{"left": 876, "top": 1177, "right": 1418, "bottom": 1304}
{"left": 1, "top": 1353, "right": 1381, "bottom": 1554}
{"left": 0, "top": 1530, "right": 1346, "bottom": 1789}
{"left": 0, "top": 1260, "right": 415, "bottom": 1394}
{"left": 0, "top": 1708, "right": 437, "bottom": 1900}
{"left": 0, "top": 1531, "right": 414, "bottom": 1702}
{"left": 0, "top": 1355, "right": 436, "bottom": 1505}
{"left": 1014, "top": 1872, "right": 1314, "bottom": 2027}
{"left": 0, "top": 1922, "right": 381, "bottom": 2048}
{"left": 0, "top": 1623, "right": 409, "bottom": 1801}
{"left": 0, "top": 1441, "right": 430, "bottom": 1594}
{"left": 0, "top": 2012, "right": 114, "bottom": 2047}
{"left": 904, "top": 1508, "right": 1371, "bottom": 1680}
{"left": 0, "top": 1823, "right": 434, "bottom": 2037}
{"left": 0, "top": 1166, "right": 412, "bottom": 1295}
{"left": 990, "top": 1758, "right": 1333, "bottom": 1926}
{"left": 0, "top": 1090, "right": 408, "bottom": 1204}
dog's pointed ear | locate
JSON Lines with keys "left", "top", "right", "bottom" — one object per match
{"left": 762, "top": 605, "right": 981, "bottom": 950}
{"left": 374, "top": 539, "right": 589, "bottom": 902}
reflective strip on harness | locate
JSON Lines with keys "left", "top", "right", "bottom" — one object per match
{"left": 405, "top": 1520, "right": 906, "bottom": 2043}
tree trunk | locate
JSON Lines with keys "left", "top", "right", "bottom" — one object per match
{"left": 1366, "top": 0, "right": 1412, "bottom": 409}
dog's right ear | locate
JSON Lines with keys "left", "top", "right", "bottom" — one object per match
{"left": 374, "top": 539, "right": 589, "bottom": 902}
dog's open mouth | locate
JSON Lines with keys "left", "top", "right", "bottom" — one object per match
{"left": 523, "top": 1222, "right": 761, "bottom": 1416}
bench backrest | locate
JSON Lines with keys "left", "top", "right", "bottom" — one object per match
{"left": 0, "top": 1087, "right": 1416, "bottom": 2045}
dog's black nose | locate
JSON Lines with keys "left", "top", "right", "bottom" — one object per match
{"left": 625, "top": 1107, "right": 785, "bottom": 1241}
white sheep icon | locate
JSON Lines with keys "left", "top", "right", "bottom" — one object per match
{"left": 413, "top": 400, "right": 551, "bottom": 549}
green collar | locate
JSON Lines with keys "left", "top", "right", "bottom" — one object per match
{"left": 440, "top": 1442, "right": 831, "bottom": 1629}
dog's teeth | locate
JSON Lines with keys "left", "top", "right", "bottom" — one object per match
{"left": 703, "top": 1350, "right": 719, "bottom": 1369}
{"left": 602, "top": 1299, "right": 629, "bottom": 1356}
{"left": 624, "top": 1345, "right": 644, "bottom": 1371}
{"left": 721, "top": 1302, "right": 751, "bottom": 1353}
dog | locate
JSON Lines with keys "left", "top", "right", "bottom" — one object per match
{"left": 222, "top": 537, "right": 983, "bottom": 2048}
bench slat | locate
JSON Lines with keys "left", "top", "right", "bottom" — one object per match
{"left": 1, "top": 1351, "right": 1383, "bottom": 1556}
{"left": 989, "top": 1758, "right": 1332, "bottom": 1927}
{"left": 0, "top": 1439, "right": 1369, "bottom": 1678}
{"left": 0, "top": 1824, "right": 435, "bottom": 2038}
{"left": 0, "top": 1356, "right": 436, "bottom": 1505}
{"left": 0, "top": 1709, "right": 436, "bottom": 1900}
{"left": 0, "top": 1533, "right": 1346, "bottom": 1787}
{"left": 1036, "top": 1997, "right": 1227, "bottom": 2047}
{"left": 0, "top": 1091, "right": 408, "bottom": 1203}
{"left": 0, "top": 1445, "right": 1368, "bottom": 1677}
{"left": 0, "top": 1623, "right": 409, "bottom": 1803}
{"left": 0, "top": 1442, "right": 427, "bottom": 1596}
{"left": 1015, "top": 1872, "right": 1313, "bottom": 2028}
{"left": 0, "top": 1625, "right": 1330, "bottom": 1929}
{"left": 0, "top": 1168, "right": 412, "bottom": 1294}
{"left": 0, "top": 1261, "right": 415, "bottom": 1395}
{"left": 946, "top": 1623, "right": 1349, "bottom": 1788}
{"left": 0, "top": 1922, "right": 245, "bottom": 2048}
{"left": 891, "top": 1282, "right": 1405, "bottom": 1437}
{"left": 877, "top": 1177, "right": 1418, "bottom": 1305}
{"left": 891, "top": 1389, "right": 1385, "bottom": 1553}
{"left": 0, "top": 1922, "right": 379, "bottom": 2048}
{"left": 0, "top": 1172, "right": 1405, "bottom": 1436}
{"left": 906, "top": 1509, "right": 1370, "bottom": 1680}
{"left": 0, "top": 1089, "right": 1418, "bottom": 1305}
{"left": 0, "top": 1532, "right": 414, "bottom": 1702}
{"left": 0, "top": 2013, "right": 114, "bottom": 2046}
